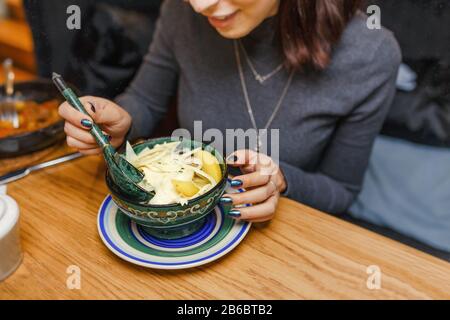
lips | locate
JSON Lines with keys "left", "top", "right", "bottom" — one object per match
{"left": 207, "top": 11, "right": 238, "bottom": 29}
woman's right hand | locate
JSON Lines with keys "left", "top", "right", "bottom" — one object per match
{"left": 58, "top": 96, "right": 132, "bottom": 155}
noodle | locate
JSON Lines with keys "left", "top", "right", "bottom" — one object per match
{"left": 125, "top": 141, "right": 221, "bottom": 205}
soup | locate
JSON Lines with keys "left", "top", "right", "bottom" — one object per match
{"left": 125, "top": 141, "right": 223, "bottom": 205}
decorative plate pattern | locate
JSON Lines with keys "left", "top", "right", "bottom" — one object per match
{"left": 97, "top": 185, "right": 251, "bottom": 270}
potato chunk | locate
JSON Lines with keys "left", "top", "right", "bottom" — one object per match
{"left": 194, "top": 150, "right": 222, "bottom": 183}
{"left": 172, "top": 180, "right": 200, "bottom": 198}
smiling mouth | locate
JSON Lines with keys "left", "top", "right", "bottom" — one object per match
{"left": 207, "top": 11, "right": 238, "bottom": 29}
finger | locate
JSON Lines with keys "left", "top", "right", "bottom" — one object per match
{"left": 66, "top": 136, "right": 98, "bottom": 150}
{"left": 226, "top": 149, "right": 258, "bottom": 167}
{"left": 78, "top": 96, "right": 98, "bottom": 113}
{"left": 79, "top": 148, "right": 102, "bottom": 156}
{"left": 224, "top": 181, "right": 277, "bottom": 206}
{"left": 227, "top": 150, "right": 275, "bottom": 176}
{"left": 239, "top": 163, "right": 257, "bottom": 174}
{"left": 79, "top": 96, "right": 124, "bottom": 126}
{"left": 231, "top": 194, "right": 278, "bottom": 221}
{"left": 58, "top": 100, "right": 94, "bottom": 130}
{"left": 230, "top": 171, "right": 271, "bottom": 190}
{"left": 245, "top": 194, "right": 280, "bottom": 222}
{"left": 64, "top": 122, "right": 96, "bottom": 145}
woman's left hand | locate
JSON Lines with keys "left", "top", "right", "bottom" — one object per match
{"left": 221, "top": 150, "right": 287, "bottom": 223}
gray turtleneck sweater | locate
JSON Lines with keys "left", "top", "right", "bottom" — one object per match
{"left": 116, "top": 0, "right": 401, "bottom": 214}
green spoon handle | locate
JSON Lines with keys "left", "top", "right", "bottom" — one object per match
{"left": 61, "top": 88, "right": 110, "bottom": 149}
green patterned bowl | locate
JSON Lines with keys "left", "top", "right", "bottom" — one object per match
{"left": 105, "top": 137, "right": 228, "bottom": 240}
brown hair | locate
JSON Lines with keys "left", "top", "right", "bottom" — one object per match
{"left": 277, "top": 0, "right": 362, "bottom": 70}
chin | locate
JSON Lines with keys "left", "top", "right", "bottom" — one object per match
{"left": 215, "top": 26, "right": 253, "bottom": 39}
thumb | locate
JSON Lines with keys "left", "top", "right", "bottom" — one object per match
{"left": 78, "top": 96, "right": 120, "bottom": 126}
{"left": 226, "top": 149, "right": 259, "bottom": 167}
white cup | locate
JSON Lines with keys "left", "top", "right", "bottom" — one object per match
{"left": 0, "top": 186, "right": 23, "bottom": 282}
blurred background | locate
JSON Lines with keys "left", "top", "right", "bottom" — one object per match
{"left": 0, "top": 0, "right": 162, "bottom": 92}
{"left": 0, "top": 0, "right": 36, "bottom": 83}
{"left": 0, "top": 0, "right": 449, "bottom": 260}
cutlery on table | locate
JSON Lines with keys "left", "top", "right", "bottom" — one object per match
{"left": 0, "top": 152, "right": 83, "bottom": 185}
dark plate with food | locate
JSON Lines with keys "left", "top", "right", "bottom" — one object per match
{"left": 0, "top": 79, "right": 76, "bottom": 158}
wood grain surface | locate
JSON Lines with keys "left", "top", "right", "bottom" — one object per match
{"left": 0, "top": 148, "right": 449, "bottom": 300}
{"left": 0, "top": 142, "right": 74, "bottom": 176}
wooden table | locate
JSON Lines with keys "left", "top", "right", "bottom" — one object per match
{"left": 0, "top": 146, "right": 450, "bottom": 300}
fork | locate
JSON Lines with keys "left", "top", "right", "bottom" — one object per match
{"left": 0, "top": 59, "right": 19, "bottom": 128}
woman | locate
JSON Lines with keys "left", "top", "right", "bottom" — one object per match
{"left": 58, "top": 0, "right": 401, "bottom": 222}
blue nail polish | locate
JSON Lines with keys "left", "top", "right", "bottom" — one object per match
{"left": 220, "top": 197, "right": 233, "bottom": 204}
{"left": 230, "top": 179, "right": 243, "bottom": 187}
{"left": 89, "top": 102, "right": 96, "bottom": 113}
{"left": 228, "top": 210, "right": 241, "bottom": 218}
{"left": 81, "top": 119, "right": 92, "bottom": 129}
{"left": 227, "top": 154, "right": 239, "bottom": 162}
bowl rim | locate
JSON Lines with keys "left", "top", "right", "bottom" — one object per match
{"left": 106, "top": 137, "right": 228, "bottom": 208}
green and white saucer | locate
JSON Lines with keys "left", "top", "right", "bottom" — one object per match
{"left": 97, "top": 184, "right": 251, "bottom": 270}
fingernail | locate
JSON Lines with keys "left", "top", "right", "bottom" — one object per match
{"left": 228, "top": 210, "right": 241, "bottom": 218}
{"left": 89, "top": 102, "right": 96, "bottom": 113}
{"left": 108, "top": 135, "right": 112, "bottom": 141}
{"left": 220, "top": 197, "right": 233, "bottom": 204}
{"left": 81, "top": 119, "right": 92, "bottom": 128}
{"left": 230, "top": 179, "right": 243, "bottom": 187}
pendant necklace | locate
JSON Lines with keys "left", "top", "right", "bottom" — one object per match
{"left": 234, "top": 40, "right": 295, "bottom": 153}
{"left": 238, "top": 40, "right": 284, "bottom": 84}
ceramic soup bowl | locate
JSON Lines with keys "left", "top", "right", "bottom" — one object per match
{"left": 105, "top": 137, "right": 228, "bottom": 240}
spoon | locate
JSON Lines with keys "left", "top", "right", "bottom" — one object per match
{"left": 52, "top": 73, "right": 154, "bottom": 203}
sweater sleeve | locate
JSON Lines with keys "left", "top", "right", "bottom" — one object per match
{"left": 280, "top": 37, "right": 402, "bottom": 214}
{"left": 115, "top": 0, "right": 179, "bottom": 142}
